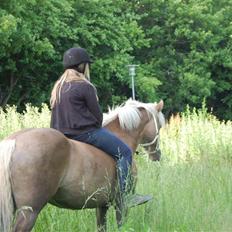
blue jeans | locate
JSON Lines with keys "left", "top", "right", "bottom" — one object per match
{"left": 66, "top": 128, "right": 132, "bottom": 192}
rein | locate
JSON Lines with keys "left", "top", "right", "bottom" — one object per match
{"left": 140, "top": 112, "right": 160, "bottom": 154}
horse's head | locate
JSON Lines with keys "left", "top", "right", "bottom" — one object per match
{"left": 103, "top": 99, "right": 165, "bottom": 158}
{"left": 139, "top": 100, "right": 165, "bottom": 161}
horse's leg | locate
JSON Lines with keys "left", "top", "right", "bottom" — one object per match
{"left": 12, "top": 207, "right": 41, "bottom": 232}
{"left": 12, "top": 190, "right": 49, "bottom": 232}
{"left": 115, "top": 205, "right": 127, "bottom": 228}
{"left": 96, "top": 206, "right": 108, "bottom": 232}
{"left": 11, "top": 167, "right": 63, "bottom": 232}
{"left": 115, "top": 194, "right": 128, "bottom": 228}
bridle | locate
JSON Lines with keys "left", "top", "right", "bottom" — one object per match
{"left": 140, "top": 112, "right": 161, "bottom": 155}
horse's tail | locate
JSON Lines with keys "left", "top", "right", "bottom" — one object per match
{"left": 0, "top": 139, "right": 16, "bottom": 232}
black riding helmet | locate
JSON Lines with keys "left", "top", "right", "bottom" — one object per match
{"left": 63, "top": 47, "right": 92, "bottom": 69}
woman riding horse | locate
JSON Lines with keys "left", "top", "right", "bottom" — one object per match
{"left": 50, "top": 47, "right": 150, "bottom": 217}
{"left": 0, "top": 98, "right": 164, "bottom": 232}
{"left": 0, "top": 48, "right": 165, "bottom": 232}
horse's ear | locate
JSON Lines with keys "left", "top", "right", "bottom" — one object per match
{"left": 155, "top": 100, "right": 164, "bottom": 112}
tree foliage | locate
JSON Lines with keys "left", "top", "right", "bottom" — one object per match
{"left": 0, "top": 0, "right": 231, "bottom": 119}
{"left": 133, "top": 0, "right": 232, "bottom": 119}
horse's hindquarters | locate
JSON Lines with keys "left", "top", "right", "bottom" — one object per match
{"left": 10, "top": 128, "right": 70, "bottom": 212}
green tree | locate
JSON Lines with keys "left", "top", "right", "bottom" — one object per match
{"left": 0, "top": 0, "right": 231, "bottom": 120}
{"left": 0, "top": 0, "right": 73, "bottom": 107}
{"left": 70, "top": 0, "right": 150, "bottom": 107}
{"left": 0, "top": 0, "right": 150, "bottom": 110}
{"left": 133, "top": 0, "right": 232, "bottom": 119}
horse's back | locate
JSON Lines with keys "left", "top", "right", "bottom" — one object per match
{"left": 8, "top": 127, "right": 67, "bottom": 145}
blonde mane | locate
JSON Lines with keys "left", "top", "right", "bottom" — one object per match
{"left": 103, "top": 99, "right": 165, "bottom": 131}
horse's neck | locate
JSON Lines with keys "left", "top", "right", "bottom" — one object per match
{"left": 105, "top": 123, "right": 138, "bottom": 152}
{"left": 104, "top": 111, "right": 149, "bottom": 152}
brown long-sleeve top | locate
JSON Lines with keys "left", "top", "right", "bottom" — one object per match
{"left": 50, "top": 81, "right": 103, "bottom": 136}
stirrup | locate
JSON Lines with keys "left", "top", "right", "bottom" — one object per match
{"left": 126, "top": 194, "right": 153, "bottom": 208}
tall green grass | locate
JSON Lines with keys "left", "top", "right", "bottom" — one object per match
{"left": 0, "top": 104, "right": 231, "bottom": 231}
{"left": 0, "top": 104, "right": 50, "bottom": 139}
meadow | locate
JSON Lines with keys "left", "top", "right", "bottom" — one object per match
{"left": 0, "top": 104, "right": 231, "bottom": 232}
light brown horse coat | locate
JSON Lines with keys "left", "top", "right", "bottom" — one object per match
{"left": 0, "top": 100, "right": 164, "bottom": 232}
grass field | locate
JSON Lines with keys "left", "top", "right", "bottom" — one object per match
{"left": 0, "top": 104, "right": 231, "bottom": 231}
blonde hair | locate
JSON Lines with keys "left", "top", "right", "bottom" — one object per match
{"left": 50, "top": 64, "right": 90, "bottom": 108}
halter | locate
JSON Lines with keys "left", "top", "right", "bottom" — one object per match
{"left": 140, "top": 112, "right": 161, "bottom": 154}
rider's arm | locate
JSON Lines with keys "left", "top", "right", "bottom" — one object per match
{"left": 84, "top": 84, "right": 103, "bottom": 126}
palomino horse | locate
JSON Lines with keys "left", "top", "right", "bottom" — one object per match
{"left": 0, "top": 99, "right": 165, "bottom": 232}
